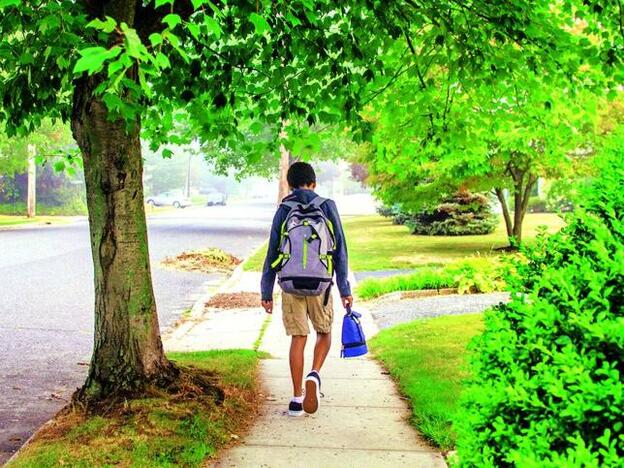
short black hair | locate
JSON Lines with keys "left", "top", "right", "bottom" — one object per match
{"left": 287, "top": 161, "right": 316, "bottom": 188}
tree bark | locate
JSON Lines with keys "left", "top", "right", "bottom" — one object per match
{"left": 277, "top": 144, "right": 290, "bottom": 203}
{"left": 512, "top": 173, "right": 538, "bottom": 244}
{"left": 71, "top": 75, "right": 176, "bottom": 402}
{"left": 494, "top": 188, "right": 512, "bottom": 238}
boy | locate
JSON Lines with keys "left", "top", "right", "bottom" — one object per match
{"left": 260, "top": 162, "right": 353, "bottom": 416}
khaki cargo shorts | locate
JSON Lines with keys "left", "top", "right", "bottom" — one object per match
{"left": 282, "top": 292, "right": 334, "bottom": 336}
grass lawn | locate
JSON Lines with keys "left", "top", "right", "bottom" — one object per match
{"left": 0, "top": 215, "right": 75, "bottom": 227}
{"left": 370, "top": 314, "right": 483, "bottom": 450}
{"left": 242, "top": 240, "right": 268, "bottom": 272}
{"left": 343, "top": 213, "right": 564, "bottom": 271}
{"left": 9, "top": 349, "right": 266, "bottom": 468}
{"left": 240, "top": 213, "right": 564, "bottom": 273}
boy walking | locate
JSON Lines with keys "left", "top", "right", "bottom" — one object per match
{"left": 261, "top": 162, "right": 353, "bottom": 416}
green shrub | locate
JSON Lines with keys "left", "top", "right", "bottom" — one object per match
{"left": 445, "top": 258, "right": 506, "bottom": 295}
{"left": 376, "top": 204, "right": 395, "bottom": 218}
{"left": 356, "top": 267, "right": 454, "bottom": 300}
{"left": 456, "top": 150, "right": 624, "bottom": 466}
{"left": 377, "top": 193, "right": 498, "bottom": 235}
{"left": 405, "top": 192, "right": 498, "bottom": 236}
{"left": 355, "top": 257, "right": 506, "bottom": 300}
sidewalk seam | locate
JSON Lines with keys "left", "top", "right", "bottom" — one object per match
{"left": 239, "top": 443, "right": 437, "bottom": 454}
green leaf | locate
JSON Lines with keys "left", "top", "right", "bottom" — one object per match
{"left": 53, "top": 160, "right": 65, "bottom": 172}
{"left": 149, "top": 33, "right": 163, "bottom": 47}
{"left": 191, "top": 0, "right": 206, "bottom": 8}
{"left": 203, "top": 16, "right": 222, "bottom": 38}
{"left": 73, "top": 46, "right": 121, "bottom": 75}
{"left": 86, "top": 16, "right": 116, "bottom": 34}
{"left": 162, "top": 13, "right": 182, "bottom": 29}
{"left": 285, "top": 13, "right": 302, "bottom": 27}
{"left": 249, "top": 13, "right": 271, "bottom": 35}
{"left": 123, "top": 26, "right": 147, "bottom": 59}
{"left": 154, "top": 52, "right": 171, "bottom": 69}
{"left": 138, "top": 67, "right": 153, "bottom": 98}
{"left": 187, "top": 23, "right": 200, "bottom": 40}
{"left": 0, "top": 0, "right": 20, "bottom": 9}
{"left": 249, "top": 121, "right": 264, "bottom": 134}
{"left": 155, "top": 0, "right": 173, "bottom": 7}
{"left": 162, "top": 148, "right": 173, "bottom": 158}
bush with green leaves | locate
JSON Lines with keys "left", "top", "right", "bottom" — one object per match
{"left": 355, "top": 257, "right": 505, "bottom": 300}
{"left": 456, "top": 150, "right": 624, "bottom": 466}
{"left": 377, "top": 193, "right": 498, "bottom": 236}
{"left": 445, "top": 258, "right": 506, "bottom": 295}
{"left": 405, "top": 192, "right": 498, "bottom": 236}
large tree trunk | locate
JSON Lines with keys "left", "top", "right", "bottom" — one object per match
{"left": 502, "top": 164, "right": 538, "bottom": 248}
{"left": 495, "top": 188, "right": 513, "bottom": 238}
{"left": 71, "top": 75, "right": 176, "bottom": 403}
{"left": 511, "top": 173, "right": 538, "bottom": 245}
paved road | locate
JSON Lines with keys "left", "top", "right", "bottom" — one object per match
{"left": 0, "top": 201, "right": 274, "bottom": 463}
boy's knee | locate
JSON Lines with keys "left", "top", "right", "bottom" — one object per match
{"left": 291, "top": 335, "right": 307, "bottom": 344}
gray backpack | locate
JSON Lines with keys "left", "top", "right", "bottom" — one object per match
{"left": 272, "top": 196, "right": 336, "bottom": 297}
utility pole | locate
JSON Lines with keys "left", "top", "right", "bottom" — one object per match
{"left": 277, "top": 144, "right": 291, "bottom": 203}
{"left": 27, "top": 144, "right": 36, "bottom": 218}
{"left": 185, "top": 153, "right": 192, "bottom": 199}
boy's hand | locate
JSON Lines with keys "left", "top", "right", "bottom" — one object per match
{"left": 341, "top": 296, "right": 353, "bottom": 309}
{"left": 261, "top": 299, "right": 273, "bottom": 314}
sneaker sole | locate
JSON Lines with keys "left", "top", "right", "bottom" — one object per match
{"left": 288, "top": 409, "right": 304, "bottom": 417}
{"left": 303, "top": 376, "right": 320, "bottom": 414}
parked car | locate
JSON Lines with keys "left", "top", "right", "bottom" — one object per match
{"left": 200, "top": 187, "right": 227, "bottom": 206}
{"left": 146, "top": 190, "right": 192, "bottom": 208}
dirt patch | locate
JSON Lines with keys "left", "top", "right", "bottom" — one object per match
{"left": 161, "top": 247, "right": 241, "bottom": 274}
{"left": 205, "top": 292, "right": 261, "bottom": 309}
{"left": 401, "top": 288, "right": 459, "bottom": 299}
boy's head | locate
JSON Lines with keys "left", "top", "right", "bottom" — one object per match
{"left": 287, "top": 162, "right": 316, "bottom": 190}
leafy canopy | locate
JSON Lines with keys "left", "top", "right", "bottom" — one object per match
{"left": 1, "top": 0, "right": 616, "bottom": 171}
{"left": 0, "top": 0, "right": 394, "bottom": 162}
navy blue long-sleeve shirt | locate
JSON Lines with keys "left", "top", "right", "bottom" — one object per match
{"left": 261, "top": 188, "right": 351, "bottom": 301}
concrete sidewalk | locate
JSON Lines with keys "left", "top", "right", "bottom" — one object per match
{"left": 165, "top": 271, "right": 266, "bottom": 352}
{"left": 215, "top": 278, "right": 447, "bottom": 467}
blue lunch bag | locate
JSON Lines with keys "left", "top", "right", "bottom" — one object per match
{"left": 341, "top": 307, "right": 368, "bottom": 358}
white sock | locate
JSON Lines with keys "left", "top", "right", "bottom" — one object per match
{"left": 292, "top": 395, "right": 304, "bottom": 403}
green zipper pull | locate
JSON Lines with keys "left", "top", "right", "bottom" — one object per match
{"left": 302, "top": 239, "right": 308, "bottom": 269}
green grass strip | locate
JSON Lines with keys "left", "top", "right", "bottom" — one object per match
{"left": 369, "top": 314, "right": 484, "bottom": 450}
{"left": 253, "top": 313, "right": 272, "bottom": 352}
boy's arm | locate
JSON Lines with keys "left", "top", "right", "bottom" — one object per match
{"left": 260, "top": 207, "right": 286, "bottom": 303}
{"left": 325, "top": 200, "right": 352, "bottom": 302}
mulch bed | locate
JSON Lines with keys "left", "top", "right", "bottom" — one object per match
{"left": 400, "top": 288, "right": 459, "bottom": 299}
{"left": 205, "top": 292, "right": 261, "bottom": 309}
{"left": 161, "top": 248, "right": 241, "bottom": 274}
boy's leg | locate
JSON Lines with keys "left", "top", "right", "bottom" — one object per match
{"left": 312, "top": 332, "right": 331, "bottom": 372}
{"left": 282, "top": 293, "right": 310, "bottom": 399}
{"left": 289, "top": 335, "right": 307, "bottom": 397}
{"left": 307, "top": 293, "right": 334, "bottom": 372}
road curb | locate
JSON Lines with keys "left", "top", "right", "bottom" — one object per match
{"left": 4, "top": 416, "right": 57, "bottom": 466}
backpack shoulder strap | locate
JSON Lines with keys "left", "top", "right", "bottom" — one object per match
{"left": 308, "top": 196, "right": 328, "bottom": 210}
{"left": 280, "top": 200, "right": 300, "bottom": 211}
